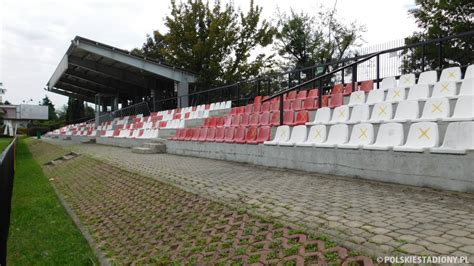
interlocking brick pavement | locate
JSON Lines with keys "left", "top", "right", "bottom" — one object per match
{"left": 30, "top": 140, "right": 373, "bottom": 265}
{"left": 43, "top": 138, "right": 474, "bottom": 262}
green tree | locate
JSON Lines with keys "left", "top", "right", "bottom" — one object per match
{"left": 133, "top": 0, "right": 276, "bottom": 89}
{"left": 402, "top": 0, "right": 473, "bottom": 73}
{"left": 65, "top": 98, "right": 85, "bottom": 123}
{"left": 40, "top": 95, "right": 58, "bottom": 120}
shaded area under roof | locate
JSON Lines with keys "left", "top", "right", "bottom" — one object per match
{"left": 46, "top": 36, "right": 197, "bottom": 105}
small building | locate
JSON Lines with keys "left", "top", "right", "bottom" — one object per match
{"left": 0, "top": 104, "right": 48, "bottom": 136}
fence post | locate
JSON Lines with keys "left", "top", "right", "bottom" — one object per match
{"left": 257, "top": 79, "right": 261, "bottom": 97}
{"left": 352, "top": 59, "right": 358, "bottom": 92}
{"left": 437, "top": 41, "right": 443, "bottom": 70}
{"left": 376, "top": 54, "right": 380, "bottom": 89}
{"left": 236, "top": 83, "right": 240, "bottom": 107}
{"left": 421, "top": 44, "right": 426, "bottom": 71}
{"left": 279, "top": 94, "right": 284, "bottom": 126}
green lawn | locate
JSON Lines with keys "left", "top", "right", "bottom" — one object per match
{"left": 7, "top": 139, "right": 98, "bottom": 265}
{"left": 0, "top": 138, "right": 12, "bottom": 152}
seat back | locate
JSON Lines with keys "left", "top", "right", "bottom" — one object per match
{"left": 191, "top": 128, "right": 201, "bottom": 141}
{"left": 270, "top": 112, "right": 280, "bottom": 125}
{"left": 386, "top": 87, "right": 406, "bottom": 102}
{"left": 297, "top": 90, "right": 307, "bottom": 99}
{"left": 405, "top": 122, "right": 439, "bottom": 148}
{"left": 215, "top": 127, "right": 225, "bottom": 141}
{"left": 432, "top": 81, "right": 456, "bottom": 98}
{"left": 225, "top": 101, "right": 232, "bottom": 109}
{"left": 283, "top": 111, "right": 294, "bottom": 125}
{"left": 240, "top": 114, "right": 249, "bottom": 126}
{"left": 332, "top": 84, "right": 344, "bottom": 94}
{"left": 349, "top": 104, "right": 370, "bottom": 123}
{"left": 308, "top": 88, "right": 319, "bottom": 98}
{"left": 306, "top": 125, "right": 327, "bottom": 144}
{"left": 261, "top": 102, "right": 271, "bottom": 112}
{"left": 348, "top": 91, "right": 366, "bottom": 105}
{"left": 359, "top": 80, "right": 374, "bottom": 92}
{"left": 245, "top": 104, "right": 253, "bottom": 114}
{"left": 271, "top": 102, "right": 280, "bottom": 112}
{"left": 254, "top": 96, "right": 263, "bottom": 104}
{"left": 418, "top": 70, "right": 437, "bottom": 85}
{"left": 439, "top": 122, "right": 474, "bottom": 150}
{"left": 256, "top": 126, "right": 271, "bottom": 143}
{"left": 344, "top": 83, "right": 356, "bottom": 94}
{"left": 288, "top": 125, "right": 307, "bottom": 143}
{"left": 273, "top": 125, "right": 291, "bottom": 142}
{"left": 249, "top": 113, "right": 259, "bottom": 126}
{"left": 366, "top": 89, "right": 385, "bottom": 104}
{"left": 283, "top": 100, "right": 292, "bottom": 111}
{"left": 370, "top": 102, "right": 393, "bottom": 121}
{"left": 216, "top": 117, "right": 225, "bottom": 127}
{"left": 420, "top": 98, "right": 450, "bottom": 120}
{"left": 331, "top": 106, "right": 350, "bottom": 123}
{"left": 224, "top": 127, "right": 235, "bottom": 141}
{"left": 459, "top": 79, "right": 474, "bottom": 96}
{"left": 393, "top": 100, "right": 419, "bottom": 120}
{"left": 286, "top": 91, "right": 297, "bottom": 100}
{"left": 253, "top": 103, "right": 261, "bottom": 113}
{"left": 329, "top": 93, "right": 343, "bottom": 108}
{"left": 407, "top": 84, "right": 429, "bottom": 101}
{"left": 399, "top": 73, "right": 416, "bottom": 87}
{"left": 234, "top": 127, "right": 246, "bottom": 141}
{"left": 231, "top": 115, "right": 240, "bottom": 126}
{"left": 374, "top": 123, "right": 404, "bottom": 146}
{"left": 259, "top": 112, "right": 270, "bottom": 126}
{"left": 380, "top": 76, "right": 397, "bottom": 90}
{"left": 326, "top": 124, "right": 349, "bottom": 145}
{"left": 348, "top": 123, "right": 374, "bottom": 146}
{"left": 292, "top": 98, "right": 303, "bottom": 111}
{"left": 245, "top": 126, "right": 258, "bottom": 142}
{"left": 303, "top": 97, "right": 319, "bottom": 110}
{"left": 198, "top": 128, "right": 208, "bottom": 141}
{"left": 465, "top": 65, "right": 474, "bottom": 80}
{"left": 440, "top": 66, "right": 461, "bottom": 81}
{"left": 295, "top": 110, "right": 309, "bottom": 124}
{"left": 451, "top": 96, "right": 474, "bottom": 119}
{"left": 206, "top": 127, "right": 216, "bottom": 141}
{"left": 312, "top": 107, "right": 331, "bottom": 123}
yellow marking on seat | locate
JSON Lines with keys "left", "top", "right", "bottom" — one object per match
{"left": 356, "top": 93, "right": 362, "bottom": 101}
{"left": 418, "top": 128, "right": 431, "bottom": 140}
{"left": 280, "top": 130, "right": 287, "bottom": 138}
{"left": 403, "top": 76, "right": 411, "bottom": 84}
{"left": 440, "top": 83, "right": 450, "bottom": 92}
{"left": 314, "top": 128, "right": 322, "bottom": 139}
{"left": 358, "top": 128, "right": 368, "bottom": 139}
{"left": 338, "top": 110, "right": 345, "bottom": 118}
{"left": 378, "top": 105, "right": 387, "bottom": 116}
{"left": 392, "top": 89, "right": 401, "bottom": 98}
{"left": 447, "top": 71, "right": 455, "bottom": 78}
{"left": 431, "top": 102, "right": 443, "bottom": 113}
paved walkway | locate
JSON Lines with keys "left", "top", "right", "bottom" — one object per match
{"left": 45, "top": 139, "right": 474, "bottom": 261}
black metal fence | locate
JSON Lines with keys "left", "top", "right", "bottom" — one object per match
{"left": 0, "top": 138, "right": 17, "bottom": 266}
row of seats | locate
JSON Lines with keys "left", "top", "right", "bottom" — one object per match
{"left": 171, "top": 126, "right": 271, "bottom": 144}
{"left": 264, "top": 121, "right": 474, "bottom": 154}
{"left": 101, "top": 128, "right": 159, "bottom": 139}
{"left": 307, "top": 95, "right": 473, "bottom": 125}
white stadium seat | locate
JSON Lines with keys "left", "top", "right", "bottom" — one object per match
{"left": 380, "top": 76, "right": 397, "bottom": 90}
{"left": 464, "top": 65, "right": 474, "bottom": 80}
{"left": 392, "top": 100, "right": 420, "bottom": 122}
{"left": 225, "top": 100, "right": 232, "bottom": 109}
{"left": 439, "top": 66, "right": 462, "bottom": 82}
{"left": 398, "top": 73, "right": 416, "bottom": 88}
{"left": 414, "top": 97, "right": 450, "bottom": 122}
{"left": 431, "top": 81, "right": 457, "bottom": 98}
{"left": 365, "top": 102, "right": 393, "bottom": 123}
{"left": 328, "top": 106, "right": 349, "bottom": 124}
{"left": 430, "top": 122, "right": 474, "bottom": 154}
{"left": 345, "top": 104, "right": 370, "bottom": 124}
{"left": 264, "top": 125, "right": 291, "bottom": 146}
{"left": 393, "top": 122, "right": 439, "bottom": 152}
{"left": 338, "top": 123, "right": 374, "bottom": 149}
{"left": 348, "top": 91, "right": 366, "bottom": 106}
{"left": 209, "top": 103, "right": 216, "bottom": 110}
{"left": 296, "top": 125, "right": 327, "bottom": 147}
{"left": 451, "top": 78, "right": 474, "bottom": 98}
{"left": 417, "top": 70, "right": 437, "bottom": 85}
{"left": 443, "top": 96, "right": 474, "bottom": 121}
{"left": 314, "top": 124, "right": 349, "bottom": 148}
{"left": 366, "top": 89, "right": 385, "bottom": 105}
{"left": 386, "top": 87, "right": 406, "bottom": 102}
{"left": 363, "top": 123, "right": 404, "bottom": 150}
{"left": 407, "top": 84, "right": 430, "bottom": 101}
{"left": 306, "top": 107, "right": 331, "bottom": 125}
{"left": 279, "top": 125, "right": 307, "bottom": 146}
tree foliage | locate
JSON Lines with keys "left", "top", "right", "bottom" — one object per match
{"left": 40, "top": 95, "right": 58, "bottom": 120}
{"left": 403, "top": 0, "right": 473, "bottom": 72}
{"left": 65, "top": 98, "right": 85, "bottom": 123}
{"left": 133, "top": 0, "right": 276, "bottom": 89}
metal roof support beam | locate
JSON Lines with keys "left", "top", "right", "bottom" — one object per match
{"left": 48, "top": 88, "right": 95, "bottom": 103}
{"left": 68, "top": 56, "right": 148, "bottom": 88}
{"left": 58, "top": 79, "right": 110, "bottom": 94}
{"left": 55, "top": 82, "right": 97, "bottom": 98}
{"left": 75, "top": 39, "right": 197, "bottom": 83}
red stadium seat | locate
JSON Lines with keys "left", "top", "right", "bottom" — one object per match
{"left": 292, "top": 98, "right": 303, "bottom": 111}
{"left": 223, "top": 116, "right": 232, "bottom": 127}
{"left": 253, "top": 103, "right": 261, "bottom": 113}
{"left": 191, "top": 128, "right": 201, "bottom": 141}
{"left": 237, "top": 106, "right": 246, "bottom": 114}
{"left": 254, "top": 96, "right": 263, "bottom": 104}
{"left": 322, "top": 95, "right": 329, "bottom": 107}
{"left": 159, "top": 121, "right": 167, "bottom": 128}
{"left": 270, "top": 112, "right": 280, "bottom": 126}
{"left": 244, "top": 126, "right": 258, "bottom": 143}
{"left": 208, "top": 117, "right": 217, "bottom": 128}
{"left": 332, "top": 84, "right": 344, "bottom": 95}
{"left": 283, "top": 100, "right": 292, "bottom": 111}
{"left": 345, "top": 82, "right": 357, "bottom": 94}
{"left": 283, "top": 110, "right": 294, "bottom": 125}
{"left": 234, "top": 127, "right": 247, "bottom": 144}
{"left": 308, "top": 88, "right": 319, "bottom": 98}
{"left": 203, "top": 118, "right": 210, "bottom": 128}
{"left": 198, "top": 127, "right": 208, "bottom": 141}
{"left": 184, "top": 112, "right": 191, "bottom": 119}
{"left": 231, "top": 115, "right": 240, "bottom": 126}
{"left": 224, "top": 127, "right": 235, "bottom": 143}
{"left": 215, "top": 127, "right": 225, "bottom": 142}
{"left": 245, "top": 104, "right": 253, "bottom": 114}
{"left": 173, "top": 113, "right": 181, "bottom": 120}
{"left": 247, "top": 126, "right": 271, "bottom": 144}
{"left": 360, "top": 80, "right": 374, "bottom": 92}
{"left": 288, "top": 110, "right": 308, "bottom": 125}
{"left": 205, "top": 104, "right": 210, "bottom": 110}
{"left": 271, "top": 102, "right": 280, "bottom": 112}
{"left": 261, "top": 102, "right": 270, "bottom": 112}
{"left": 297, "top": 90, "right": 307, "bottom": 99}
{"left": 230, "top": 107, "right": 238, "bottom": 115}
{"left": 240, "top": 113, "right": 250, "bottom": 127}
{"left": 248, "top": 113, "right": 259, "bottom": 126}
{"left": 259, "top": 112, "right": 270, "bottom": 126}
{"left": 329, "top": 93, "right": 343, "bottom": 108}
{"left": 113, "top": 129, "right": 120, "bottom": 137}
{"left": 206, "top": 127, "right": 216, "bottom": 141}
{"left": 303, "top": 97, "right": 319, "bottom": 110}
{"left": 286, "top": 91, "right": 297, "bottom": 100}
{"left": 192, "top": 106, "right": 197, "bottom": 111}
{"left": 184, "top": 128, "right": 194, "bottom": 141}
{"left": 216, "top": 117, "right": 225, "bottom": 127}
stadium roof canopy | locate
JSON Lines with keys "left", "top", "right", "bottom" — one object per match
{"left": 46, "top": 36, "right": 197, "bottom": 106}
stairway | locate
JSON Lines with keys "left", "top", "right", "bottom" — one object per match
{"left": 131, "top": 141, "right": 166, "bottom": 154}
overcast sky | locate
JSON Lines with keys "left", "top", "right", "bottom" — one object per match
{"left": 0, "top": 0, "right": 416, "bottom": 108}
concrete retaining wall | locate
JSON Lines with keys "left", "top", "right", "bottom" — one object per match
{"left": 96, "top": 137, "right": 155, "bottom": 148}
{"left": 166, "top": 141, "right": 474, "bottom": 193}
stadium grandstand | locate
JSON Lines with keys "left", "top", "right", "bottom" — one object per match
{"left": 45, "top": 31, "right": 474, "bottom": 192}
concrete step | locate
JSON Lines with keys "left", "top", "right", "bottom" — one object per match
{"left": 142, "top": 142, "right": 166, "bottom": 153}
{"left": 131, "top": 147, "right": 158, "bottom": 154}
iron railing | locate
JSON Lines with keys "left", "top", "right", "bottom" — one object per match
{"left": 0, "top": 137, "right": 17, "bottom": 266}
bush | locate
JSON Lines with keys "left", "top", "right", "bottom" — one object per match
{"left": 25, "top": 127, "right": 49, "bottom": 136}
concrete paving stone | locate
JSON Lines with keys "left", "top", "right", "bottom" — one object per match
{"left": 427, "top": 244, "right": 456, "bottom": 254}
{"left": 399, "top": 235, "right": 418, "bottom": 242}
{"left": 455, "top": 237, "right": 474, "bottom": 246}
{"left": 399, "top": 243, "right": 427, "bottom": 254}
{"left": 447, "top": 229, "right": 471, "bottom": 237}
{"left": 425, "top": 236, "right": 449, "bottom": 244}
{"left": 423, "top": 229, "right": 444, "bottom": 236}
{"left": 369, "top": 235, "right": 393, "bottom": 244}
{"left": 459, "top": 246, "right": 474, "bottom": 254}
